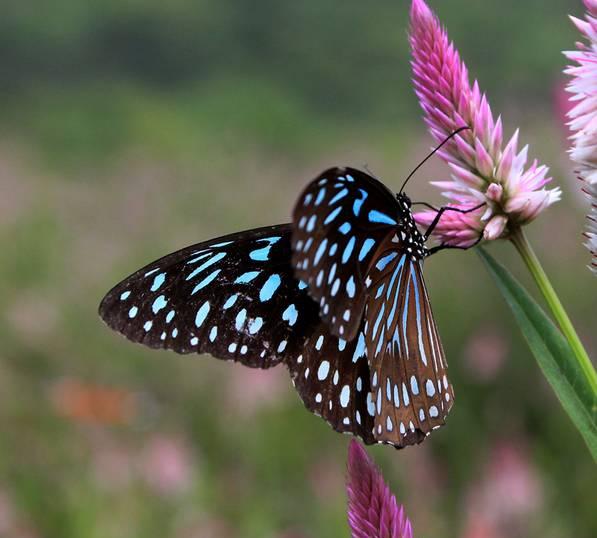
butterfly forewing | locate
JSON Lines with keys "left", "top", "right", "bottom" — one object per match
{"left": 100, "top": 222, "right": 381, "bottom": 444}
{"left": 364, "top": 252, "right": 454, "bottom": 447}
{"left": 99, "top": 225, "right": 320, "bottom": 368}
{"left": 291, "top": 167, "right": 403, "bottom": 342}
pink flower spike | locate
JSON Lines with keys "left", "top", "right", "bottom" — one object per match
{"left": 346, "top": 440, "right": 413, "bottom": 538}
{"left": 409, "top": 0, "right": 560, "bottom": 247}
{"left": 564, "top": 0, "right": 597, "bottom": 275}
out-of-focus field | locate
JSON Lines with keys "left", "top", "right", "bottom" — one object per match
{"left": 0, "top": 1, "right": 595, "bottom": 537}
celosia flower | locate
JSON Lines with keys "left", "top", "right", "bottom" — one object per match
{"left": 565, "top": 0, "right": 597, "bottom": 274}
{"left": 346, "top": 440, "right": 413, "bottom": 538}
{"left": 409, "top": 0, "right": 560, "bottom": 247}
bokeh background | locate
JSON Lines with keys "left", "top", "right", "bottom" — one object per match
{"left": 1, "top": 1, "right": 595, "bottom": 537}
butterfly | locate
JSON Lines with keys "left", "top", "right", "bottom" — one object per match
{"left": 99, "top": 163, "right": 480, "bottom": 448}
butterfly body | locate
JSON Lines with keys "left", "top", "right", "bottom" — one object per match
{"left": 100, "top": 167, "right": 453, "bottom": 448}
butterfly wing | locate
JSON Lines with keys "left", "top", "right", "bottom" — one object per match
{"left": 364, "top": 249, "right": 454, "bottom": 447}
{"left": 100, "top": 170, "right": 452, "bottom": 448}
{"left": 291, "top": 167, "right": 403, "bottom": 341}
{"left": 100, "top": 223, "right": 380, "bottom": 443}
{"left": 286, "top": 321, "right": 376, "bottom": 444}
{"left": 99, "top": 224, "right": 320, "bottom": 368}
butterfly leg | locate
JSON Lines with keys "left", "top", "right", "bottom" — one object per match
{"left": 423, "top": 202, "right": 485, "bottom": 240}
{"left": 426, "top": 234, "right": 483, "bottom": 256}
{"left": 421, "top": 202, "right": 485, "bottom": 256}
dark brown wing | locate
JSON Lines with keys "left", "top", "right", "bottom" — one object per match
{"left": 291, "top": 167, "right": 402, "bottom": 341}
{"left": 99, "top": 225, "right": 320, "bottom": 368}
{"left": 364, "top": 252, "right": 454, "bottom": 447}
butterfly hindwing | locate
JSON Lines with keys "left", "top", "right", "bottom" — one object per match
{"left": 285, "top": 321, "right": 376, "bottom": 445}
{"left": 99, "top": 225, "right": 320, "bottom": 368}
{"left": 364, "top": 251, "right": 454, "bottom": 447}
{"left": 291, "top": 167, "right": 405, "bottom": 342}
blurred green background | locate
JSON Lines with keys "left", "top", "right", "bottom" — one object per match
{"left": 1, "top": 1, "right": 595, "bottom": 537}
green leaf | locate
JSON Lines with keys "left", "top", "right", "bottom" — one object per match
{"left": 478, "top": 247, "right": 597, "bottom": 461}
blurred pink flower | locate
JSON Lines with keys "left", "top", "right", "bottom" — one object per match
{"left": 175, "top": 517, "right": 234, "bottom": 538}
{"left": 347, "top": 440, "right": 413, "bottom": 538}
{"left": 565, "top": 0, "right": 597, "bottom": 274}
{"left": 141, "top": 434, "right": 195, "bottom": 496}
{"left": 0, "top": 490, "right": 40, "bottom": 538}
{"left": 226, "top": 364, "right": 289, "bottom": 418}
{"left": 91, "top": 437, "right": 135, "bottom": 491}
{"left": 409, "top": 0, "right": 560, "bottom": 247}
{"left": 464, "top": 325, "right": 509, "bottom": 382}
{"left": 464, "top": 440, "right": 543, "bottom": 537}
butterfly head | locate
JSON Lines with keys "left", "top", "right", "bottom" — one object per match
{"left": 395, "top": 192, "right": 412, "bottom": 210}
{"left": 394, "top": 192, "right": 427, "bottom": 259}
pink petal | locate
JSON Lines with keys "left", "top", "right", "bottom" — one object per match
{"left": 483, "top": 215, "right": 508, "bottom": 240}
{"left": 486, "top": 183, "right": 504, "bottom": 202}
{"left": 409, "top": 0, "right": 558, "bottom": 243}
{"left": 347, "top": 440, "right": 413, "bottom": 538}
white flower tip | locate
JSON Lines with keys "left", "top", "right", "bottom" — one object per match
{"left": 486, "top": 182, "right": 503, "bottom": 202}
{"left": 549, "top": 187, "right": 563, "bottom": 204}
{"left": 483, "top": 215, "right": 508, "bottom": 240}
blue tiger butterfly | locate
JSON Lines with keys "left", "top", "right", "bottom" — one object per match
{"left": 99, "top": 136, "right": 482, "bottom": 447}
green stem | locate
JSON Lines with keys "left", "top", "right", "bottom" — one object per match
{"left": 510, "top": 227, "right": 597, "bottom": 394}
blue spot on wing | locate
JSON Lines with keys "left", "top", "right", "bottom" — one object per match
{"left": 186, "top": 252, "right": 211, "bottom": 265}
{"left": 346, "top": 276, "right": 356, "bottom": 298}
{"left": 314, "top": 239, "right": 328, "bottom": 266}
{"left": 223, "top": 294, "right": 238, "bottom": 309}
{"left": 323, "top": 206, "right": 342, "bottom": 225}
{"left": 329, "top": 188, "right": 349, "bottom": 205}
{"left": 282, "top": 304, "right": 298, "bottom": 326}
{"left": 250, "top": 246, "right": 271, "bottom": 261}
{"left": 352, "top": 332, "right": 366, "bottom": 362}
{"left": 358, "top": 239, "right": 375, "bottom": 261}
{"left": 186, "top": 252, "right": 226, "bottom": 281}
{"left": 150, "top": 273, "right": 166, "bottom": 292}
{"left": 352, "top": 189, "right": 368, "bottom": 216}
{"left": 260, "top": 274, "right": 281, "bottom": 302}
{"left": 375, "top": 252, "right": 397, "bottom": 271}
{"left": 235, "top": 308, "right": 247, "bottom": 330}
{"left": 368, "top": 210, "right": 397, "bottom": 225}
{"left": 195, "top": 301, "right": 210, "bottom": 327}
{"left": 235, "top": 271, "right": 260, "bottom": 284}
{"left": 315, "top": 188, "right": 326, "bottom": 206}
{"left": 151, "top": 295, "right": 168, "bottom": 314}
{"left": 342, "top": 237, "right": 356, "bottom": 263}
{"left": 191, "top": 269, "right": 221, "bottom": 294}
{"left": 338, "top": 222, "right": 351, "bottom": 235}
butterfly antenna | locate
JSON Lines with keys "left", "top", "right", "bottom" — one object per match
{"left": 398, "top": 126, "right": 470, "bottom": 194}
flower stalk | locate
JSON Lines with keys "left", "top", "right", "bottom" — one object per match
{"left": 509, "top": 228, "right": 597, "bottom": 396}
